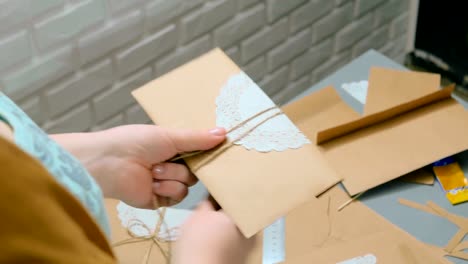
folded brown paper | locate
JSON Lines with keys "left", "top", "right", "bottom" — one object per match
{"left": 364, "top": 67, "right": 441, "bottom": 115}
{"left": 315, "top": 84, "right": 454, "bottom": 144}
{"left": 132, "top": 48, "right": 340, "bottom": 237}
{"left": 283, "top": 187, "right": 449, "bottom": 263}
{"left": 284, "top": 68, "right": 468, "bottom": 196}
{"left": 400, "top": 168, "right": 435, "bottom": 185}
{"left": 105, "top": 199, "right": 264, "bottom": 264}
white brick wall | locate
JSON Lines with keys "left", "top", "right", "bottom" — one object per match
{"left": 0, "top": 0, "right": 410, "bottom": 132}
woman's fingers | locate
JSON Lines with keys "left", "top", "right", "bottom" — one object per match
{"left": 153, "top": 180, "right": 188, "bottom": 205}
{"left": 152, "top": 162, "right": 197, "bottom": 186}
{"left": 163, "top": 127, "right": 226, "bottom": 154}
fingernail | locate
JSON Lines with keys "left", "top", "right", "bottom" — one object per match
{"left": 153, "top": 164, "right": 165, "bottom": 174}
{"left": 153, "top": 181, "right": 161, "bottom": 189}
{"left": 209, "top": 127, "right": 226, "bottom": 136}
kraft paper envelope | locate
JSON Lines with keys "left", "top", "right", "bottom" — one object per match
{"left": 104, "top": 198, "right": 264, "bottom": 264}
{"left": 132, "top": 48, "right": 340, "bottom": 237}
{"left": 284, "top": 68, "right": 468, "bottom": 196}
{"left": 283, "top": 186, "right": 450, "bottom": 264}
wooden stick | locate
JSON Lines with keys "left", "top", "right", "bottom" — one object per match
{"left": 337, "top": 192, "right": 365, "bottom": 211}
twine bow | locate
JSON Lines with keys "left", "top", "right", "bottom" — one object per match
{"left": 113, "top": 207, "right": 174, "bottom": 264}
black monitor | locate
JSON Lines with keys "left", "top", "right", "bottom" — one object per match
{"left": 410, "top": 1, "right": 468, "bottom": 89}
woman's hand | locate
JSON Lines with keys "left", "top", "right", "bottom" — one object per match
{"left": 51, "top": 125, "right": 226, "bottom": 209}
{"left": 174, "top": 201, "right": 256, "bottom": 264}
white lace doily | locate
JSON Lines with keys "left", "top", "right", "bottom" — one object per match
{"left": 116, "top": 202, "right": 192, "bottom": 241}
{"left": 341, "top": 80, "right": 368, "bottom": 104}
{"left": 337, "top": 254, "right": 377, "bottom": 264}
{"left": 216, "top": 72, "right": 310, "bottom": 152}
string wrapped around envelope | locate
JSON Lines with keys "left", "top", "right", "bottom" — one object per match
{"left": 112, "top": 106, "right": 284, "bottom": 264}
{"left": 170, "top": 106, "right": 283, "bottom": 170}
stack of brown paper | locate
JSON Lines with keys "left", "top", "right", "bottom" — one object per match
{"left": 284, "top": 67, "right": 468, "bottom": 196}
{"left": 282, "top": 186, "right": 450, "bottom": 263}
{"left": 132, "top": 48, "right": 340, "bottom": 237}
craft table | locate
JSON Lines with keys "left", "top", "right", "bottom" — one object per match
{"left": 294, "top": 49, "right": 468, "bottom": 264}
{"left": 177, "top": 49, "right": 468, "bottom": 263}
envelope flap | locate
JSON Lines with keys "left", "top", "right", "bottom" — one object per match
{"left": 316, "top": 84, "right": 454, "bottom": 144}
{"left": 364, "top": 67, "right": 441, "bottom": 115}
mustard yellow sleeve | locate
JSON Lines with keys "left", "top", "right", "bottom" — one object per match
{"left": 0, "top": 136, "right": 116, "bottom": 263}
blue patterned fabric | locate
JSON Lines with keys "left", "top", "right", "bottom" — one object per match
{"left": 0, "top": 93, "right": 110, "bottom": 236}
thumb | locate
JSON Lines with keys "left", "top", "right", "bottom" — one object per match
{"left": 164, "top": 127, "right": 226, "bottom": 153}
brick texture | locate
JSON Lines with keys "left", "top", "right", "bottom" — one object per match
{"left": 93, "top": 114, "right": 125, "bottom": 131}
{"left": 273, "top": 75, "right": 310, "bottom": 105}
{"left": 355, "top": 0, "right": 386, "bottom": 17}
{"left": 180, "top": 0, "right": 236, "bottom": 44}
{"left": 241, "top": 18, "right": 288, "bottom": 63}
{"left": 44, "top": 104, "right": 92, "bottom": 133}
{"left": 79, "top": 11, "right": 144, "bottom": 66}
{"left": 0, "top": 0, "right": 410, "bottom": 132}
{"left": 125, "top": 104, "right": 151, "bottom": 124}
{"left": 46, "top": 59, "right": 113, "bottom": 117}
{"left": 335, "top": 13, "right": 374, "bottom": 52}
{"left": 266, "top": 29, "right": 311, "bottom": 72}
{"left": 314, "top": 2, "right": 354, "bottom": 41}
{"left": 266, "top": 0, "right": 307, "bottom": 22}
{"left": 0, "top": 0, "right": 64, "bottom": 33}
{"left": 226, "top": 46, "right": 241, "bottom": 65}
{"left": 259, "top": 65, "right": 289, "bottom": 96}
{"left": 374, "top": 0, "right": 409, "bottom": 27}
{"left": 290, "top": 38, "right": 333, "bottom": 80}
{"left": 238, "top": 0, "right": 262, "bottom": 10}
{"left": 117, "top": 25, "right": 177, "bottom": 77}
{"left": 108, "top": 0, "right": 147, "bottom": 14}
{"left": 34, "top": 0, "right": 106, "bottom": 51}
{"left": 0, "top": 31, "right": 31, "bottom": 72}
{"left": 2, "top": 47, "right": 74, "bottom": 101}
{"left": 157, "top": 35, "right": 212, "bottom": 76}
{"left": 352, "top": 25, "right": 389, "bottom": 57}
{"left": 242, "top": 56, "right": 266, "bottom": 82}
{"left": 94, "top": 68, "right": 152, "bottom": 122}
{"left": 391, "top": 13, "right": 408, "bottom": 38}
{"left": 313, "top": 50, "right": 352, "bottom": 82}
{"left": 290, "top": 0, "right": 333, "bottom": 33}
{"left": 145, "top": 0, "right": 204, "bottom": 32}
{"left": 214, "top": 4, "right": 265, "bottom": 49}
